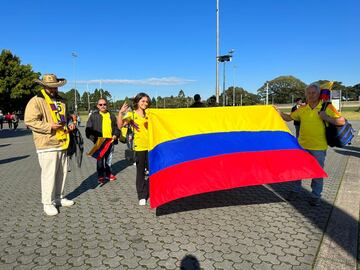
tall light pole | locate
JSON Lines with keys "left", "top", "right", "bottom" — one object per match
{"left": 232, "top": 64, "right": 237, "bottom": 106}
{"left": 99, "top": 80, "right": 103, "bottom": 98}
{"left": 86, "top": 83, "right": 91, "bottom": 112}
{"left": 216, "top": 0, "right": 220, "bottom": 104}
{"left": 266, "top": 82, "right": 269, "bottom": 105}
{"left": 72, "top": 51, "right": 78, "bottom": 113}
{"left": 218, "top": 50, "right": 233, "bottom": 106}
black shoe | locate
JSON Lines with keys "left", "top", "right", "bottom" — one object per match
{"left": 286, "top": 191, "right": 299, "bottom": 201}
{"left": 309, "top": 197, "right": 320, "bottom": 206}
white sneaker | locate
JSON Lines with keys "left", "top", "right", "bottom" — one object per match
{"left": 44, "top": 204, "right": 58, "bottom": 216}
{"left": 55, "top": 198, "right": 74, "bottom": 207}
{"left": 139, "top": 199, "right": 146, "bottom": 206}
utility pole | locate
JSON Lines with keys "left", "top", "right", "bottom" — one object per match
{"left": 216, "top": 0, "right": 220, "bottom": 104}
{"left": 266, "top": 82, "right": 269, "bottom": 105}
{"left": 232, "top": 65, "right": 237, "bottom": 106}
{"left": 72, "top": 51, "right": 78, "bottom": 113}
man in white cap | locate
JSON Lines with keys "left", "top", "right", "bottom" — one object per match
{"left": 25, "top": 74, "right": 75, "bottom": 216}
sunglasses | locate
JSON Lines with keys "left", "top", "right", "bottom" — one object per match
{"left": 98, "top": 103, "right": 107, "bottom": 106}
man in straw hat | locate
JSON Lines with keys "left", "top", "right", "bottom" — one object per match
{"left": 25, "top": 74, "right": 76, "bottom": 216}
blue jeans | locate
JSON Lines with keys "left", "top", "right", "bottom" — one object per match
{"left": 97, "top": 144, "right": 114, "bottom": 177}
{"left": 292, "top": 150, "right": 326, "bottom": 198}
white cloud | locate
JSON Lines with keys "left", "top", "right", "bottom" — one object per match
{"left": 76, "top": 77, "right": 195, "bottom": 86}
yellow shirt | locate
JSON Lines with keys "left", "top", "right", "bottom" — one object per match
{"left": 291, "top": 101, "right": 340, "bottom": 150}
{"left": 123, "top": 111, "right": 149, "bottom": 151}
{"left": 100, "top": 111, "right": 112, "bottom": 138}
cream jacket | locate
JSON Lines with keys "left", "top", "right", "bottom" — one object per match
{"left": 24, "top": 94, "right": 68, "bottom": 150}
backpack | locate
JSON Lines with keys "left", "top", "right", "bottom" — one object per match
{"left": 321, "top": 102, "right": 355, "bottom": 148}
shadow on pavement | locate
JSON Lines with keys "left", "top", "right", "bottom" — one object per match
{"left": 66, "top": 159, "right": 131, "bottom": 200}
{"left": 66, "top": 171, "right": 100, "bottom": 200}
{"left": 0, "top": 128, "right": 32, "bottom": 138}
{"left": 334, "top": 146, "right": 360, "bottom": 158}
{"left": 180, "top": 254, "right": 200, "bottom": 270}
{"left": 156, "top": 185, "right": 284, "bottom": 216}
{"left": 157, "top": 181, "right": 358, "bottom": 261}
{"left": 270, "top": 182, "right": 357, "bottom": 263}
{"left": 0, "top": 155, "right": 30, "bottom": 164}
{"left": 0, "top": 143, "right": 11, "bottom": 148}
{"left": 112, "top": 159, "right": 132, "bottom": 175}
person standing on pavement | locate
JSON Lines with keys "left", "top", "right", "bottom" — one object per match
{"left": 12, "top": 112, "right": 19, "bottom": 130}
{"left": 77, "top": 114, "right": 81, "bottom": 127}
{"left": 117, "top": 93, "right": 151, "bottom": 206}
{"left": 276, "top": 83, "right": 345, "bottom": 206}
{"left": 291, "top": 98, "right": 303, "bottom": 138}
{"left": 0, "top": 110, "right": 4, "bottom": 130}
{"left": 5, "top": 112, "right": 12, "bottom": 129}
{"left": 85, "top": 98, "right": 120, "bottom": 184}
{"left": 24, "top": 74, "right": 75, "bottom": 216}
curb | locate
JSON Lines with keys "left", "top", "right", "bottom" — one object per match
{"left": 314, "top": 130, "right": 360, "bottom": 269}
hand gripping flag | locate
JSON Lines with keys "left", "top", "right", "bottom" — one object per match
{"left": 147, "top": 106, "right": 327, "bottom": 208}
{"left": 87, "top": 137, "right": 113, "bottom": 160}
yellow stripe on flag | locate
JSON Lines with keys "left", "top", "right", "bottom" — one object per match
{"left": 147, "top": 105, "right": 291, "bottom": 151}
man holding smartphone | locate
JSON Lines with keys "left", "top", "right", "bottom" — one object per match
{"left": 25, "top": 74, "right": 76, "bottom": 216}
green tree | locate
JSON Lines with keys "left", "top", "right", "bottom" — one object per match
{"left": 151, "top": 97, "right": 156, "bottom": 107}
{"left": 63, "top": 89, "right": 81, "bottom": 113}
{"left": 257, "top": 76, "right": 307, "bottom": 104}
{"left": 0, "top": 49, "right": 40, "bottom": 112}
{"left": 176, "top": 89, "right": 186, "bottom": 107}
{"left": 350, "top": 83, "right": 360, "bottom": 101}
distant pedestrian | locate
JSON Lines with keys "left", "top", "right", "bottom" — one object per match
{"left": 77, "top": 114, "right": 81, "bottom": 127}
{"left": 12, "top": 112, "right": 19, "bottom": 130}
{"left": 25, "top": 74, "right": 75, "bottom": 216}
{"left": 118, "top": 93, "right": 151, "bottom": 206}
{"left": 0, "top": 110, "right": 4, "bottom": 130}
{"left": 190, "top": 94, "right": 205, "bottom": 108}
{"left": 291, "top": 98, "right": 303, "bottom": 138}
{"left": 276, "top": 83, "right": 345, "bottom": 206}
{"left": 86, "top": 98, "right": 120, "bottom": 183}
{"left": 5, "top": 112, "right": 12, "bottom": 129}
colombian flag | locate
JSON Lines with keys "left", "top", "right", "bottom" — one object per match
{"left": 147, "top": 106, "right": 327, "bottom": 208}
{"left": 320, "top": 81, "right": 334, "bottom": 101}
{"left": 87, "top": 138, "right": 113, "bottom": 160}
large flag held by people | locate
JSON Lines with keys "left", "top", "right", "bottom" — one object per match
{"left": 87, "top": 138, "right": 113, "bottom": 160}
{"left": 147, "top": 106, "right": 327, "bottom": 208}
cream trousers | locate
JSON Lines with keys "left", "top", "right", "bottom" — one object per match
{"left": 37, "top": 150, "right": 68, "bottom": 205}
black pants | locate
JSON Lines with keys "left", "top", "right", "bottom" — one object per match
{"left": 135, "top": 151, "right": 149, "bottom": 200}
{"left": 96, "top": 144, "right": 114, "bottom": 177}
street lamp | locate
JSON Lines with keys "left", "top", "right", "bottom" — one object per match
{"left": 217, "top": 50, "right": 233, "bottom": 106}
{"left": 72, "top": 51, "right": 78, "bottom": 113}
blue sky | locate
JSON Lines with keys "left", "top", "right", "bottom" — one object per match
{"left": 1, "top": 0, "right": 359, "bottom": 100}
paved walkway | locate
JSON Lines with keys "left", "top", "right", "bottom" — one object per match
{"left": 0, "top": 122, "right": 359, "bottom": 270}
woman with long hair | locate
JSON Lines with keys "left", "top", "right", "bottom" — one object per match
{"left": 118, "top": 93, "right": 151, "bottom": 206}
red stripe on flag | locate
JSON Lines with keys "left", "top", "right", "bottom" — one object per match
{"left": 149, "top": 149, "right": 327, "bottom": 208}
{"left": 96, "top": 139, "right": 113, "bottom": 160}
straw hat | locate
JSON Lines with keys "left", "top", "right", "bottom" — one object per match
{"left": 35, "top": 74, "right": 67, "bottom": 88}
